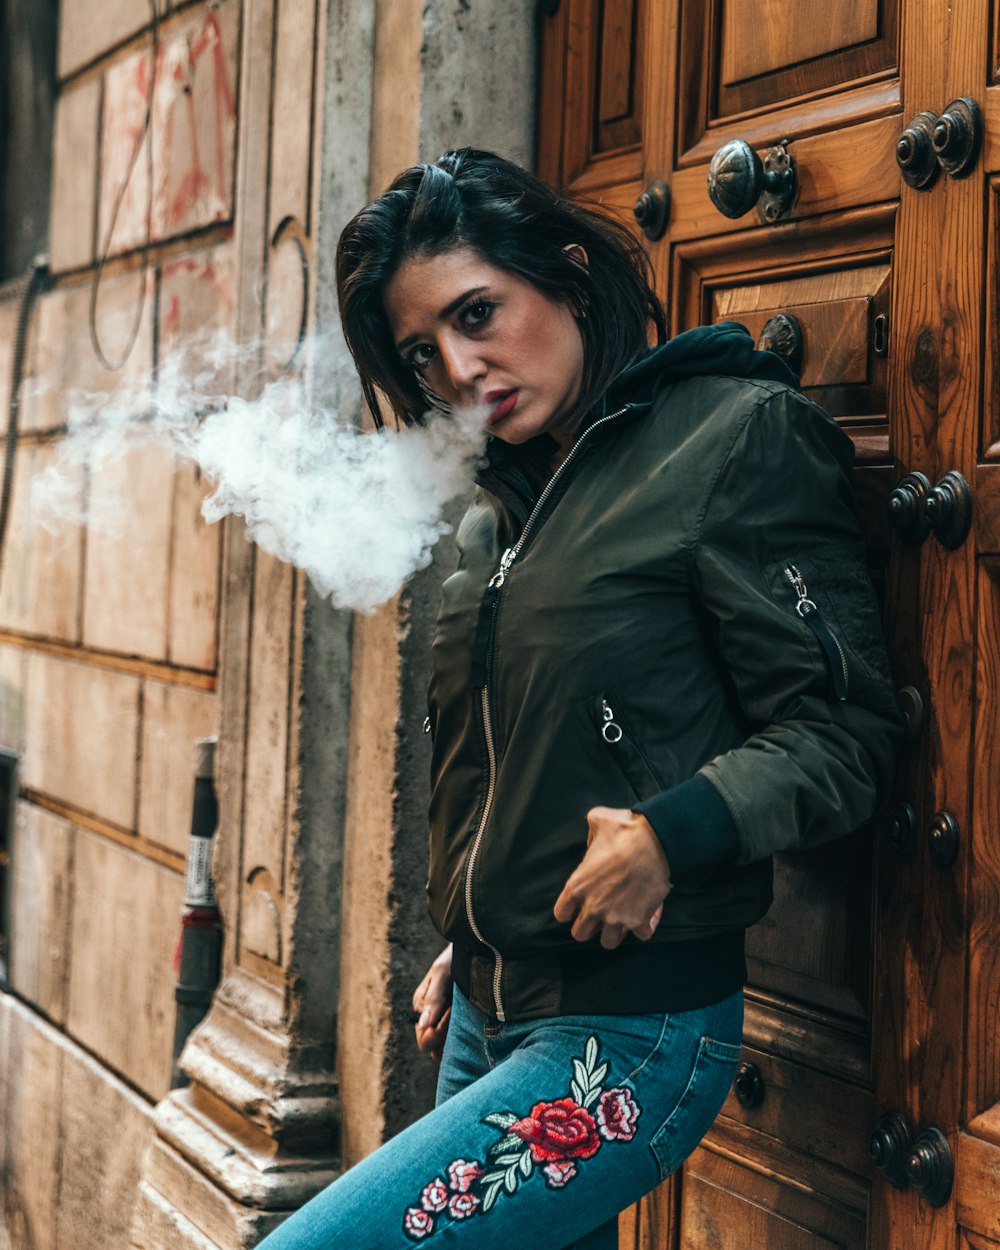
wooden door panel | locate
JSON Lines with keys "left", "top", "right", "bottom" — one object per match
{"left": 671, "top": 115, "right": 901, "bottom": 238}
{"left": 746, "top": 834, "right": 873, "bottom": 1025}
{"left": 957, "top": 1133, "right": 1000, "bottom": 1243}
{"left": 541, "top": 0, "right": 647, "bottom": 190}
{"left": 716, "top": 1046, "right": 873, "bottom": 1174}
{"left": 677, "top": 0, "right": 899, "bottom": 156}
{"left": 673, "top": 208, "right": 894, "bottom": 434}
{"left": 983, "top": 179, "right": 1000, "bottom": 459}
{"left": 678, "top": 1147, "right": 867, "bottom": 1250}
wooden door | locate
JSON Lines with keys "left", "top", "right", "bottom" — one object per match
{"left": 538, "top": 2, "right": 1000, "bottom": 1248}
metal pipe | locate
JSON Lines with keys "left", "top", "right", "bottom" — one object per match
{"left": 170, "top": 737, "right": 223, "bottom": 1089}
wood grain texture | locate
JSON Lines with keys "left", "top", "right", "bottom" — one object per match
{"left": 719, "top": 0, "right": 878, "bottom": 86}
{"left": 677, "top": 0, "right": 897, "bottom": 148}
{"left": 669, "top": 115, "right": 901, "bottom": 243}
{"left": 967, "top": 560, "right": 1000, "bottom": 1124}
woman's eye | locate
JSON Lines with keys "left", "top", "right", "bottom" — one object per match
{"left": 460, "top": 299, "right": 494, "bottom": 329}
{"left": 406, "top": 344, "right": 436, "bottom": 371}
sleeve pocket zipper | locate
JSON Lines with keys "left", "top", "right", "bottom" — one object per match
{"left": 784, "top": 564, "right": 849, "bottom": 701}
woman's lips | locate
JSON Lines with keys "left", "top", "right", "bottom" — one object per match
{"left": 486, "top": 390, "right": 519, "bottom": 422}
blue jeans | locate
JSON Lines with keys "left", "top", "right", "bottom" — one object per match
{"left": 257, "top": 985, "right": 743, "bottom": 1250}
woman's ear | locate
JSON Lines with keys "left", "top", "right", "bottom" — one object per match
{"left": 563, "top": 243, "right": 589, "bottom": 271}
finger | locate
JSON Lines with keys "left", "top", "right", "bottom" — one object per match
{"left": 599, "top": 923, "right": 627, "bottom": 951}
{"left": 553, "top": 882, "right": 582, "bottom": 925}
{"left": 571, "top": 911, "right": 600, "bottom": 943}
{"left": 412, "top": 973, "right": 433, "bottom": 1014}
{"left": 633, "top": 903, "right": 664, "bottom": 942}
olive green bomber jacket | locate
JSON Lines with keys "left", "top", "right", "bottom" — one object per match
{"left": 425, "top": 325, "right": 905, "bottom": 1023}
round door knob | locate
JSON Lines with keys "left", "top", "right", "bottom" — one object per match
{"left": 926, "top": 469, "right": 972, "bottom": 549}
{"left": 932, "top": 97, "right": 983, "bottom": 178}
{"left": 888, "top": 802, "right": 916, "bottom": 854}
{"left": 734, "top": 1060, "right": 764, "bottom": 1110}
{"left": 633, "top": 180, "right": 670, "bottom": 241}
{"left": 928, "top": 811, "right": 960, "bottom": 867}
{"left": 896, "top": 686, "right": 927, "bottom": 740}
{"left": 887, "top": 471, "right": 932, "bottom": 544}
{"left": 869, "top": 1111, "right": 915, "bottom": 1189}
{"left": 755, "top": 314, "right": 803, "bottom": 375}
{"left": 906, "top": 1127, "right": 954, "bottom": 1207}
{"left": 897, "top": 111, "right": 941, "bottom": 189}
{"left": 708, "top": 140, "right": 796, "bottom": 222}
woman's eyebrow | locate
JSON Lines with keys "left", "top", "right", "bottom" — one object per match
{"left": 394, "top": 286, "right": 489, "bottom": 353}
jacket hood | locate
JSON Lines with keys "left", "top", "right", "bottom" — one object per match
{"left": 478, "top": 321, "right": 799, "bottom": 511}
{"left": 604, "top": 320, "right": 799, "bottom": 411}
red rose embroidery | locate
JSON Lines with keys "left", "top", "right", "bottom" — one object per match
{"left": 542, "top": 1159, "right": 578, "bottom": 1188}
{"left": 448, "top": 1191, "right": 480, "bottom": 1220}
{"left": 596, "top": 1087, "right": 640, "bottom": 1142}
{"left": 403, "top": 1206, "right": 434, "bottom": 1239}
{"left": 511, "top": 1098, "right": 601, "bottom": 1162}
{"left": 447, "top": 1159, "right": 483, "bottom": 1193}
{"left": 420, "top": 1177, "right": 449, "bottom": 1212}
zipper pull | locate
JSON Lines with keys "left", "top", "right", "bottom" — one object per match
{"left": 784, "top": 564, "right": 817, "bottom": 618}
{"left": 783, "top": 564, "right": 849, "bottom": 701}
{"left": 601, "top": 699, "right": 623, "bottom": 743}
{"left": 489, "top": 547, "right": 517, "bottom": 589}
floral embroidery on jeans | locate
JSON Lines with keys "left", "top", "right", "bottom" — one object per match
{"left": 401, "top": 1035, "right": 641, "bottom": 1239}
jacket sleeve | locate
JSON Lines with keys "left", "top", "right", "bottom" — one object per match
{"left": 634, "top": 387, "right": 906, "bottom": 875}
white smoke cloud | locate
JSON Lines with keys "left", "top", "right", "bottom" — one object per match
{"left": 30, "top": 331, "right": 488, "bottom": 613}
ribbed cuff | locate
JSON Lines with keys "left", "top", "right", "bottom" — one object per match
{"left": 633, "top": 773, "right": 740, "bottom": 878}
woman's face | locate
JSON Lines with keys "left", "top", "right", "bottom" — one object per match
{"left": 382, "top": 246, "right": 586, "bottom": 451}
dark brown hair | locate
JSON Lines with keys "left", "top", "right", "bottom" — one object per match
{"left": 335, "top": 148, "right": 666, "bottom": 429}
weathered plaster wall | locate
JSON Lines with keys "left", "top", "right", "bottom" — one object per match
{"left": 1, "top": 2, "right": 238, "bottom": 1245}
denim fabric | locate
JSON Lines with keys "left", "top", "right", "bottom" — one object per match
{"left": 257, "top": 986, "right": 743, "bottom": 1250}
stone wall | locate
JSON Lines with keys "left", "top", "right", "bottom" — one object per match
{"left": 0, "top": 1, "right": 237, "bottom": 1244}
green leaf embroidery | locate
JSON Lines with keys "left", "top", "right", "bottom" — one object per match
{"left": 487, "top": 1132, "right": 525, "bottom": 1161}
{"left": 570, "top": 1078, "right": 585, "bottom": 1105}
{"left": 518, "top": 1151, "right": 533, "bottom": 1179}
{"left": 572, "top": 1058, "right": 590, "bottom": 1094}
{"left": 504, "top": 1165, "right": 519, "bottom": 1194}
{"left": 482, "top": 1111, "right": 517, "bottom": 1130}
{"left": 491, "top": 1153, "right": 523, "bottom": 1167}
{"left": 585, "top": 1035, "right": 599, "bottom": 1074}
{"left": 591, "top": 1060, "right": 609, "bottom": 1088}
{"left": 582, "top": 1085, "right": 601, "bottom": 1110}
{"left": 481, "top": 1179, "right": 504, "bottom": 1213}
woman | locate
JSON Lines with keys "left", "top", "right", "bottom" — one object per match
{"left": 259, "top": 149, "right": 902, "bottom": 1249}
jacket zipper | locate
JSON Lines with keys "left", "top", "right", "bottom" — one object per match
{"left": 464, "top": 404, "right": 632, "bottom": 1022}
{"left": 784, "top": 564, "right": 849, "bottom": 701}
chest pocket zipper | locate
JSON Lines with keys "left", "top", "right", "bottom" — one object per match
{"left": 783, "top": 565, "right": 849, "bottom": 702}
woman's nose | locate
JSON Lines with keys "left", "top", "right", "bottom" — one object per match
{"left": 438, "top": 335, "right": 485, "bottom": 395}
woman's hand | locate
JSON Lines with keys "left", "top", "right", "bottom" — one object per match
{"left": 412, "top": 943, "right": 454, "bottom": 1062}
{"left": 553, "top": 807, "right": 671, "bottom": 950}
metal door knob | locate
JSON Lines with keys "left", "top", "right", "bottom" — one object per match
{"left": 733, "top": 1061, "right": 764, "bottom": 1110}
{"left": 896, "top": 686, "right": 927, "bottom": 740}
{"left": 926, "top": 470, "right": 972, "bottom": 549}
{"left": 897, "top": 112, "right": 940, "bottom": 189}
{"left": 888, "top": 472, "right": 932, "bottom": 544}
{"left": 888, "top": 802, "right": 916, "bottom": 854}
{"left": 933, "top": 98, "right": 983, "bottom": 178}
{"left": 633, "top": 180, "right": 670, "bottom": 241}
{"left": 928, "top": 811, "right": 960, "bottom": 867}
{"left": 869, "top": 1111, "right": 915, "bottom": 1189}
{"left": 708, "top": 140, "right": 796, "bottom": 223}
{"left": 906, "top": 1127, "right": 954, "bottom": 1207}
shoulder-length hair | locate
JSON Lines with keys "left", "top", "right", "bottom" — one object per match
{"left": 335, "top": 148, "right": 666, "bottom": 430}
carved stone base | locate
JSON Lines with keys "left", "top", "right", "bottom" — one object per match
{"left": 131, "top": 980, "right": 340, "bottom": 1250}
